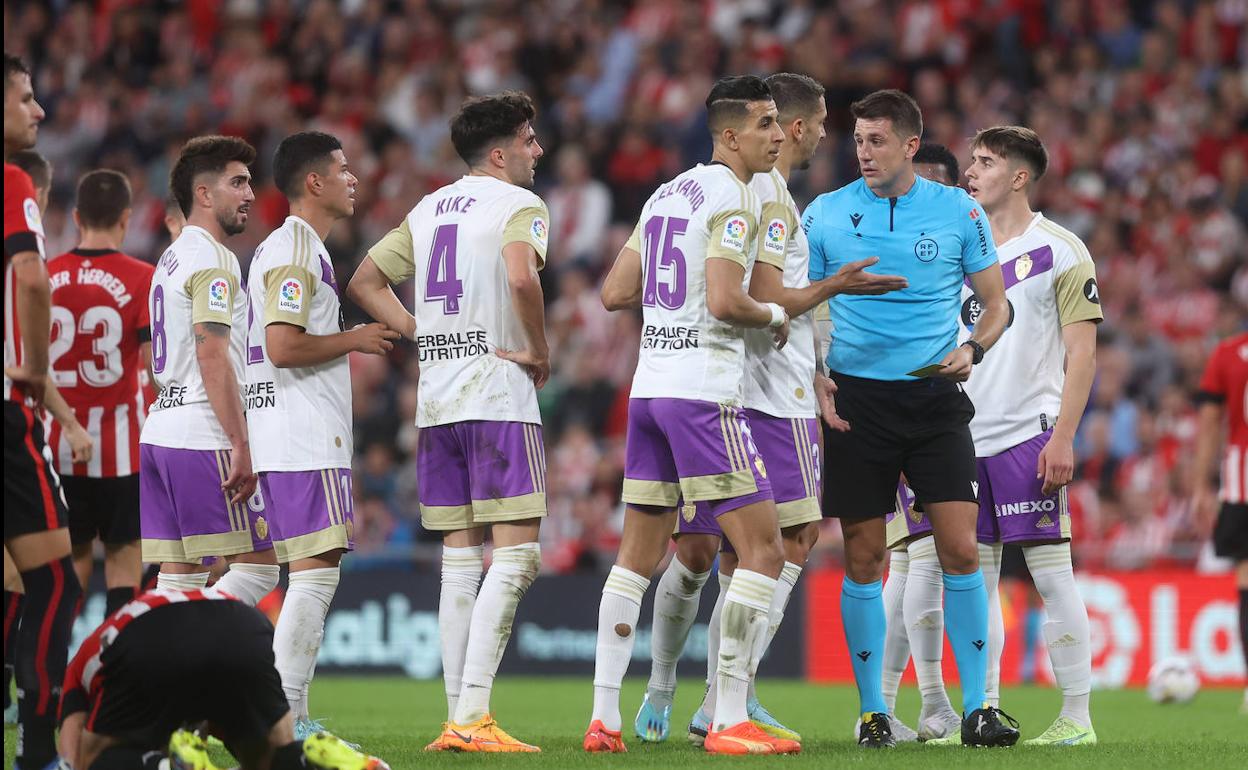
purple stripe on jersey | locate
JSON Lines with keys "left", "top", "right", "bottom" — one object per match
{"left": 319, "top": 256, "right": 339, "bottom": 293}
{"left": 964, "top": 245, "right": 1054, "bottom": 290}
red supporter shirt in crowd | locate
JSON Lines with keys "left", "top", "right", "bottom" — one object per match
{"left": 3, "top": 162, "right": 46, "bottom": 403}
{"left": 1198, "top": 332, "right": 1248, "bottom": 503}
{"left": 45, "top": 248, "right": 155, "bottom": 477}
{"left": 60, "top": 587, "right": 237, "bottom": 724}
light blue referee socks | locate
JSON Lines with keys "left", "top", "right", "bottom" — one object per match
{"left": 943, "top": 569, "right": 989, "bottom": 715}
{"left": 841, "top": 576, "right": 888, "bottom": 716}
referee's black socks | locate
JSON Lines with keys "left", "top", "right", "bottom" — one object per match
{"left": 14, "top": 555, "right": 81, "bottom": 770}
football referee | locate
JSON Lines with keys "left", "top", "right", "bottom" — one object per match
{"left": 804, "top": 89, "right": 1017, "bottom": 748}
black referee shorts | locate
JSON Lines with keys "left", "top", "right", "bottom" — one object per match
{"left": 3, "top": 400, "right": 68, "bottom": 537}
{"left": 83, "top": 600, "right": 288, "bottom": 750}
{"left": 822, "top": 371, "right": 979, "bottom": 520}
{"left": 1213, "top": 502, "right": 1248, "bottom": 562}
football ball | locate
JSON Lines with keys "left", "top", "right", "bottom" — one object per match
{"left": 1147, "top": 656, "right": 1201, "bottom": 703}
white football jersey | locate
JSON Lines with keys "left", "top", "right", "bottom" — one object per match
{"left": 245, "top": 216, "right": 352, "bottom": 471}
{"left": 743, "top": 168, "right": 817, "bottom": 418}
{"left": 141, "top": 225, "right": 247, "bottom": 450}
{"left": 961, "top": 213, "right": 1103, "bottom": 456}
{"left": 627, "top": 164, "right": 762, "bottom": 404}
{"left": 368, "top": 175, "right": 549, "bottom": 428}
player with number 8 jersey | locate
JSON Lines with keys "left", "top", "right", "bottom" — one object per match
{"left": 140, "top": 137, "right": 275, "bottom": 585}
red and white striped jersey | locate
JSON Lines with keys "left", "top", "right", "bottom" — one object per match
{"left": 45, "top": 248, "right": 155, "bottom": 477}
{"left": 3, "top": 163, "right": 47, "bottom": 403}
{"left": 60, "top": 586, "right": 237, "bottom": 719}
{"left": 1198, "top": 332, "right": 1248, "bottom": 503}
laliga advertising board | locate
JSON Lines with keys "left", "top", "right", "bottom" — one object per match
{"left": 806, "top": 569, "right": 1246, "bottom": 687}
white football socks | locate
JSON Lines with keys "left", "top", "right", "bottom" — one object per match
{"left": 439, "top": 545, "right": 484, "bottom": 721}
{"left": 156, "top": 571, "right": 209, "bottom": 591}
{"left": 903, "top": 537, "right": 954, "bottom": 717}
{"left": 591, "top": 565, "right": 651, "bottom": 731}
{"left": 647, "top": 556, "right": 710, "bottom": 696}
{"left": 713, "top": 569, "right": 776, "bottom": 731}
{"left": 214, "top": 562, "right": 281, "bottom": 607}
{"left": 700, "top": 571, "right": 731, "bottom": 717}
{"left": 1025, "top": 542, "right": 1092, "bottom": 727}
{"left": 881, "top": 549, "right": 910, "bottom": 714}
{"left": 979, "top": 542, "right": 1004, "bottom": 708}
{"left": 454, "top": 542, "right": 540, "bottom": 725}
{"left": 747, "top": 561, "right": 801, "bottom": 701}
{"left": 273, "top": 566, "right": 339, "bottom": 720}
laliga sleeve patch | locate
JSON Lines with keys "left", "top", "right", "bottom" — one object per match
{"left": 720, "top": 216, "right": 749, "bottom": 252}
{"left": 207, "top": 277, "right": 230, "bottom": 313}
{"left": 23, "top": 198, "right": 44, "bottom": 236}
{"left": 278, "top": 277, "right": 304, "bottom": 313}
{"left": 763, "top": 218, "right": 787, "bottom": 256}
{"left": 530, "top": 216, "right": 548, "bottom": 247}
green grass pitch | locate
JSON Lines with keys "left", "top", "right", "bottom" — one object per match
{"left": 6, "top": 676, "right": 1245, "bottom": 768}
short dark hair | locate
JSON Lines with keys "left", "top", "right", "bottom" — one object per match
{"left": 169, "top": 135, "right": 256, "bottom": 217}
{"left": 273, "top": 131, "right": 342, "bottom": 200}
{"left": 706, "top": 75, "right": 773, "bottom": 135}
{"left": 971, "top": 125, "right": 1048, "bottom": 180}
{"left": 3, "top": 53, "right": 29, "bottom": 88}
{"left": 449, "top": 91, "right": 536, "bottom": 166}
{"left": 76, "top": 169, "right": 132, "bottom": 229}
{"left": 8, "top": 149, "right": 50, "bottom": 191}
{"left": 850, "top": 89, "right": 923, "bottom": 141}
{"left": 914, "top": 144, "right": 960, "bottom": 184}
{"left": 764, "top": 73, "right": 825, "bottom": 124}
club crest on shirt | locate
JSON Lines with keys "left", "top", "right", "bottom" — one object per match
{"left": 278, "top": 278, "right": 304, "bottom": 313}
{"left": 721, "top": 217, "right": 748, "bottom": 252}
{"left": 254, "top": 515, "right": 269, "bottom": 541}
{"left": 208, "top": 278, "right": 230, "bottom": 313}
{"left": 763, "top": 219, "right": 786, "bottom": 255}
{"left": 1015, "top": 253, "right": 1033, "bottom": 281}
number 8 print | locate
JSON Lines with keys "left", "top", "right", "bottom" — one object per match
{"left": 152, "top": 284, "right": 167, "bottom": 374}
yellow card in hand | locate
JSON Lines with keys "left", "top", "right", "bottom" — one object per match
{"left": 906, "top": 364, "right": 946, "bottom": 378}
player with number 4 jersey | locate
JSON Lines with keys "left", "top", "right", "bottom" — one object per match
{"left": 350, "top": 91, "right": 551, "bottom": 752}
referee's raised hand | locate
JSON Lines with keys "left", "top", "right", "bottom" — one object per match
{"left": 826, "top": 256, "right": 908, "bottom": 295}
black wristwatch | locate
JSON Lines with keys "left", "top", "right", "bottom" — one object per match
{"left": 962, "top": 339, "right": 985, "bottom": 365}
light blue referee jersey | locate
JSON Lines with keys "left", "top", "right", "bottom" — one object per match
{"left": 804, "top": 175, "right": 999, "bottom": 381}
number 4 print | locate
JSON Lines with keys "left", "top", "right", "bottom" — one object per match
{"left": 425, "top": 224, "right": 464, "bottom": 314}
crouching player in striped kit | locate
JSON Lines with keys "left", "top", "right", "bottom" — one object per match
{"left": 246, "top": 132, "right": 399, "bottom": 738}
{"left": 57, "top": 587, "right": 389, "bottom": 770}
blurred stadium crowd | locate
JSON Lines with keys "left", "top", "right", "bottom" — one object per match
{"left": 4, "top": 0, "right": 1247, "bottom": 572}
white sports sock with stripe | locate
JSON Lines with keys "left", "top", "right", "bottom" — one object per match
{"left": 1025, "top": 543, "right": 1092, "bottom": 727}
{"left": 881, "top": 550, "right": 910, "bottom": 714}
{"left": 747, "top": 561, "right": 801, "bottom": 701}
{"left": 273, "top": 567, "right": 339, "bottom": 720}
{"left": 214, "top": 563, "right": 281, "bottom": 607}
{"left": 980, "top": 541, "right": 1004, "bottom": 707}
{"left": 699, "top": 571, "right": 731, "bottom": 717}
{"left": 592, "top": 566, "right": 651, "bottom": 731}
{"left": 647, "top": 556, "right": 710, "bottom": 696}
{"left": 439, "top": 545, "right": 484, "bottom": 722}
{"left": 713, "top": 569, "right": 775, "bottom": 731}
{"left": 454, "top": 543, "right": 541, "bottom": 725}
